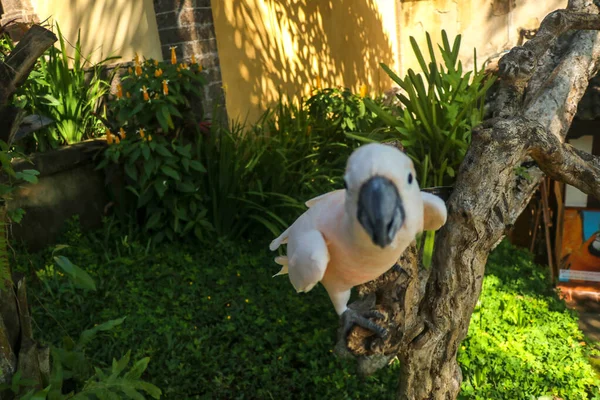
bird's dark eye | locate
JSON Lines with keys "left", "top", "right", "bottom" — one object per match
{"left": 408, "top": 173, "right": 413, "bottom": 185}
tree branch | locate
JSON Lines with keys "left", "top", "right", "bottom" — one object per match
{"left": 0, "top": 25, "right": 57, "bottom": 107}
{"left": 495, "top": 9, "right": 600, "bottom": 117}
{"left": 528, "top": 124, "right": 600, "bottom": 199}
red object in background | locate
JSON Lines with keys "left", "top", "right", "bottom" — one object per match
{"left": 199, "top": 120, "right": 211, "bottom": 136}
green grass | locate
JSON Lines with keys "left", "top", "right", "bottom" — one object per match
{"left": 14, "top": 220, "right": 600, "bottom": 399}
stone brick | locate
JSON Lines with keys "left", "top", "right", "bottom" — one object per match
{"left": 157, "top": 24, "right": 216, "bottom": 44}
{"left": 160, "top": 39, "right": 219, "bottom": 63}
{"left": 203, "top": 67, "right": 223, "bottom": 84}
{"left": 153, "top": 0, "right": 227, "bottom": 121}
{"left": 155, "top": 7, "right": 213, "bottom": 28}
{"left": 153, "top": 0, "right": 211, "bottom": 14}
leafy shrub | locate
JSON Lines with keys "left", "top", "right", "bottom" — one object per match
{"left": 15, "top": 221, "right": 600, "bottom": 399}
{"left": 305, "top": 86, "right": 386, "bottom": 135}
{"left": 4, "top": 243, "right": 160, "bottom": 399}
{"left": 98, "top": 51, "right": 210, "bottom": 243}
{"left": 363, "top": 30, "right": 495, "bottom": 188}
{"left": 13, "top": 24, "right": 118, "bottom": 152}
{"left": 108, "top": 49, "right": 205, "bottom": 137}
{"left": 99, "top": 77, "right": 386, "bottom": 241}
{"left": 197, "top": 87, "right": 389, "bottom": 239}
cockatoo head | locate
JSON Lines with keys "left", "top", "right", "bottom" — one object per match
{"left": 343, "top": 143, "right": 422, "bottom": 248}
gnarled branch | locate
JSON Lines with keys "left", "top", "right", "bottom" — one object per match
{"left": 528, "top": 125, "right": 600, "bottom": 199}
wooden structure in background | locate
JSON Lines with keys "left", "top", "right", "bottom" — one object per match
{"left": 509, "top": 75, "right": 600, "bottom": 297}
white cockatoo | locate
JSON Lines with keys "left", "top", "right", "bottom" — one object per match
{"left": 269, "top": 143, "right": 448, "bottom": 336}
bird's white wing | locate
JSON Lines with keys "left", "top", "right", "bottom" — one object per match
{"left": 269, "top": 226, "right": 291, "bottom": 251}
{"left": 421, "top": 191, "right": 448, "bottom": 231}
{"left": 285, "top": 230, "right": 330, "bottom": 293}
{"left": 305, "top": 189, "right": 344, "bottom": 208}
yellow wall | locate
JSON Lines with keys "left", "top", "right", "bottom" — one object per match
{"left": 211, "top": 0, "right": 399, "bottom": 124}
{"left": 213, "top": 0, "right": 568, "bottom": 124}
{"left": 28, "top": 0, "right": 569, "bottom": 124}
{"left": 30, "top": 0, "right": 163, "bottom": 65}
{"left": 397, "top": 0, "right": 567, "bottom": 75}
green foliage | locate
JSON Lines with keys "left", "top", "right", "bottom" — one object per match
{"left": 99, "top": 81, "right": 384, "bottom": 242}
{"left": 13, "top": 23, "right": 118, "bottom": 152}
{"left": 0, "top": 31, "right": 13, "bottom": 61}
{"left": 97, "top": 54, "right": 210, "bottom": 244}
{"left": 109, "top": 53, "right": 205, "bottom": 136}
{"left": 197, "top": 88, "right": 388, "bottom": 239}
{"left": 363, "top": 30, "right": 495, "bottom": 188}
{"left": 15, "top": 221, "right": 600, "bottom": 399}
{"left": 98, "top": 132, "right": 211, "bottom": 244}
{"left": 0, "top": 139, "right": 40, "bottom": 291}
{"left": 305, "top": 86, "right": 386, "bottom": 135}
{"left": 458, "top": 242, "right": 600, "bottom": 399}
{"left": 4, "top": 247, "right": 160, "bottom": 399}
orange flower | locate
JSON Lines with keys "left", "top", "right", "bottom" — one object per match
{"left": 197, "top": 64, "right": 203, "bottom": 72}
{"left": 162, "top": 79, "right": 169, "bottom": 95}
{"left": 191, "top": 54, "right": 197, "bottom": 64}
{"left": 359, "top": 84, "right": 368, "bottom": 98}
{"left": 147, "top": 134, "right": 153, "bottom": 141}
{"left": 106, "top": 129, "right": 114, "bottom": 144}
{"left": 126, "top": 92, "right": 131, "bottom": 98}
{"left": 119, "top": 127, "right": 126, "bottom": 139}
{"left": 154, "top": 68, "right": 163, "bottom": 77}
{"left": 116, "top": 83, "right": 123, "bottom": 99}
{"left": 137, "top": 128, "right": 145, "bottom": 138}
{"left": 114, "top": 136, "right": 121, "bottom": 144}
{"left": 154, "top": 59, "right": 159, "bottom": 66}
{"left": 141, "top": 85, "right": 149, "bottom": 101}
{"left": 128, "top": 67, "right": 133, "bottom": 74}
{"left": 134, "top": 53, "right": 143, "bottom": 76}
{"left": 170, "top": 46, "right": 177, "bottom": 65}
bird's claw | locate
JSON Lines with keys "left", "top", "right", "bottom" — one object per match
{"left": 341, "top": 308, "right": 388, "bottom": 339}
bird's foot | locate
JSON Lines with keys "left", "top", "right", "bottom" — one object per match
{"left": 341, "top": 307, "right": 388, "bottom": 339}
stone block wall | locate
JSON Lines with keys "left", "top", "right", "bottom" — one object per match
{"left": 152, "top": 0, "right": 227, "bottom": 122}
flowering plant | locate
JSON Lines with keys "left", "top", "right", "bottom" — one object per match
{"left": 97, "top": 49, "right": 211, "bottom": 243}
{"left": 108, "top": 47, "right": 206, "bottom": 143}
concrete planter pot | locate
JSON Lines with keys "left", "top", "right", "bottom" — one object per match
{"left": 7, "top": 139, "right": 109, "bottom": 251}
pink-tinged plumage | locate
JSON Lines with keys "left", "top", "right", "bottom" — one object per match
{"left": 270, "top": 143, "right": 447, "bottom": 315}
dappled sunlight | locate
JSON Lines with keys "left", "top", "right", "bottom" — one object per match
{"left": 212, "top": 0, "right": 398, "bottom": 124}
{"left": 398, "top": 0, "right": 567, "bottom": 73}
{"left": 29, "top": 0, "right": 163, "bottom": 65}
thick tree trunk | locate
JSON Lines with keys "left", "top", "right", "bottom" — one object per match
{"left": 338, "top": 2, "right": 600, "bottom": 399}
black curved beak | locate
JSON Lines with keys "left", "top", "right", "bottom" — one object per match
{"left": 357, "top": 176, "right": 404, "bottom": 248}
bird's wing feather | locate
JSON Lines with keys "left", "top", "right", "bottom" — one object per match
{"left": 269, "top": 226, "right": 291, "bottom": 251}
{"left": 305, "top": 189, "right": 344, "bottom": 208}
{"left": 421, "top": 191, "right": 448, "bottom": 231}
{"left": 287, "top": 230, "right": 329, "bottom": 293}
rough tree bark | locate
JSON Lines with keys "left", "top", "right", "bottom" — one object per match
{"left": 336, "top": 2, "right": 600, "bottom": 399}
{"left": 0, "top": 23, "right": 56, "bottom": 397}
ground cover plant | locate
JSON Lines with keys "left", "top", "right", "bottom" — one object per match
{"left": 13, "top": 219, "right": 600, "bottom": 399}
